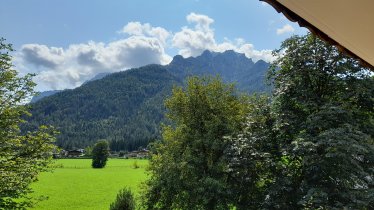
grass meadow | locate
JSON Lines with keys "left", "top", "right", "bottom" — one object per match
{"left": 30, "top": 159, "right": 148, "bottom": 210}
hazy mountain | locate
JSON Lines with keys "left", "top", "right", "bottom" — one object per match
{"left": 31, "top": 90, "right": 63, "bottom": 103}
{"left": 25, "top": 50, "right": 270, "bottom": 151}
{"left": 31, "top": 72, "right": 112, "bottom": 103}
{"left": 81, "top": 72, "right": 111, "bottom": 85}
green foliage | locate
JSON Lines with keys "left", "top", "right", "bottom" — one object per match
{"left": 267, "top": 33, "right": 373, "bottom": 209}
{"left": 142, "top": 76, "right": 249, "bottom": 210}
{"left": 84, "top": 145, "right": 92, "bottom": 157}
{"left": 92, "top": 140, "right": 109, "bottom": 168}
{"left": 227, "top": 33, "right": 374, "bottom": 209}
{"left": 109, "top": 187, "right": 136, "bottom": 210}
{"left": 0, "top": 38, "right": 57, "bottom": 209}
{"left": 225, "top": 95, "right": 277, "bottom": 209}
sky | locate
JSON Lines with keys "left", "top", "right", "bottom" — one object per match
{"left": 0, "top": 0, "right": 306, "bottom": 91}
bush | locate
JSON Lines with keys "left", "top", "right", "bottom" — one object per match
{"left": 132, "top": 161, "right": 139, "bottom": 169}
{"left": 91, "top": 140, "right": 109, "bottom": 168}
{"left": 109, "top": 187, "right": 135, "bottom": 210}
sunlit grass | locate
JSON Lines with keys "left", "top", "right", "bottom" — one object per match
{"left": 30, "top": 159, "right": 148, "bottom": 210}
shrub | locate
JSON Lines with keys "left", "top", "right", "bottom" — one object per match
{"left": 109, "top": 187, "right": 135, "bottom": 210}
{"left": 132, "top": 161, "right": 139, "bottom": 169}
{"left": 91, "top": 140, "right": 109, "bottom": 168}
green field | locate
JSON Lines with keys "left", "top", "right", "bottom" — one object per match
{"left": 30, "top": 159, "right": 148, "bottom": 210}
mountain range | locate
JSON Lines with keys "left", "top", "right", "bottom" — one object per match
{"left": 25, "top": 50, "right": 271, "bottom": 151}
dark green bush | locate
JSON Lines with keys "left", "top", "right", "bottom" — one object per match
{"left": 109, "top": 187, "right": 135, "bottom": 210}
{"left": 92, "top": 140, "right": 109, "bottom": 168}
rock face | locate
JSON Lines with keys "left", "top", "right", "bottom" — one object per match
{"left": 167, "top": 50, "right": 270, "bottom": 93}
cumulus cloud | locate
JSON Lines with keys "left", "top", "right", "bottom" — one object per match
{"left": 17, "top": 23, "right": 172, "bottom": 91}
{"left": 16, "top": 13, "right": 275, "bottom": 91}
{"left": 173, "top": 13, "right": 216, "bottom": 57}
{"left": 172, "top": 12, "right": 275, "bottom": 62}
{"left": 186, "top": 12, "right": 214, "bottom": 31}
{"left": 276, "top": 24, "right": 295, "bottom": 35}
{"left": 21, "top": 44, "right": 64, "bottom": 69}
{"left": 120, "top": 22, "right": 170, "bottom": 46}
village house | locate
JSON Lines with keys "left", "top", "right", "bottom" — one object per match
{"left": 124, "top": 149, "right": 149, "bottom": 159}
{"left": 59, "top": 149, "right": 84, "bottom": 158}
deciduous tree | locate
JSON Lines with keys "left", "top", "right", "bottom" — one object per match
{"left": 91, "top": 140, "right": 109, "bottom": 168}
{"left": 267, "top": 33, "right": 374, "bottom": 209}
{"left": 0, "top": 38, "right": 57, "bottom": 209}
{"left": 228, "top": 33, "right": 374, "bottom": 209}
{"left": 142, "top": 76, "right": 249, "bottom": 210}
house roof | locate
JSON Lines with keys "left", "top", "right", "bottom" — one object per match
{"left": 261, "top": 0, "right": 374, "bottom": 69}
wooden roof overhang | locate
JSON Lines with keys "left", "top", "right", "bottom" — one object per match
{"left": 261, "top": 0, "right": 374, "bottom": 70}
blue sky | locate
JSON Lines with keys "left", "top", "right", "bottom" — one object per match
{"left": 1, "top": 0, "right": 306, "bottom": 91}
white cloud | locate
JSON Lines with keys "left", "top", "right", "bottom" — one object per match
{"left": 172, "top": 12, "right": 275, "bottom": 62}
{"left": 21, "top": 44, "right": 65, "bottom": 69}
{"left": 186, "top": 12, "right": 214, "bottom": 31}
{"left": 17, "top": 23, "right": 172, "bottom": 91}
{"left": 172, "top": 13, "right": 216, "bottom": 57}
{"left": 172, "top": 26, "right": 216, "bottom": 57}
{"left": 237, "top": 44, "right": 275, "bottom": 62}
{"left": 120, "top": 22, "right": 170, "bottom": 46}
{"left": 276, "top": 24, "right": 295, "bottom": 35}
{"left": 16, "top": 13, "right": 275, "bottom": 91}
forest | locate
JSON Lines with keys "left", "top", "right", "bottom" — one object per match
{"left": 24, "top": 50, "right": 270, "bottom": 151}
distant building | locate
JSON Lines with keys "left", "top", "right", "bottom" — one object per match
{"left": 125, "top": 149, "right": 149, "bottom": 159}
{"left": 66, "top": 149, "right": 84, "bottom": 157}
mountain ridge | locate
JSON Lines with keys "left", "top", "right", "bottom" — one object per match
{"left": 25, "top": 50, "right": 271, "bottom": 150}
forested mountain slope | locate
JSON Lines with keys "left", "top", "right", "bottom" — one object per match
{"left": 25, "top": 50, "right": 270, "bottom": 150}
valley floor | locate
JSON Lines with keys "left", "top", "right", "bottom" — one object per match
{"left": 30, "top": 159, "right": 148, "bottom": 210}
